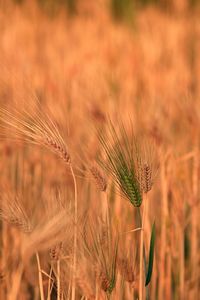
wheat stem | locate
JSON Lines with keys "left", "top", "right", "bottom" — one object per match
{"left": 70, "top": 164, "right": 78, "bottom": 300}
{"left": 95, "top": 273, "right": 99, "bottom": 300}
{"left": 158, "top": 157, "right": 168, "bottom": 299}
{"left": 36, "top": 252, "right": 45, "bottom": 300}
{"left": 47, "top": 266, "right": 53, "bottom": 300}
{"left": 179, "top": 227, "right": 185, "bottom": 300}
{"left": 139, "top": 194, "right": 147, "bottom": 300}
{"left": 57, "top": 260, "right": 61, "bottom": 300}
{"left": 191, "top": 141, "right": 198, "bottom": 299}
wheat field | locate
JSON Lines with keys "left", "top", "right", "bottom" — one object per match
{"left": 0, "top": 1, "right": 200, "bottom": 299}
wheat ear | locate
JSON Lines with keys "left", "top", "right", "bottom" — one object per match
{"left": 90, "top": 165, "right": 107, "bottom": 192}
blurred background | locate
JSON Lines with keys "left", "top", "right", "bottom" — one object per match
{"left": 0, "top": 0, "right": 200, "bottom": 299}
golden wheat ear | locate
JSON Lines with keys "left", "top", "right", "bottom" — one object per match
{"left": 0, "top": 193, "right": 32, "bottom": 233}
{"left": 0, "top": 103, "right": 70, "bottom": 164}
{"left": 135, "top": 139, "right": 159, "bottom": 194}
{"left": 90, "top": 164, "right": 107, "bottom": 192}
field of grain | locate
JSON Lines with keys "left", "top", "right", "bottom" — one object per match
{"left": 0, "top": 1, "right": 200, "bottom": 299}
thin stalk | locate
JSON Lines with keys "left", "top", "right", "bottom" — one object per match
{"left": 70, "top": 164, "right": 78, "bottom": 300}
{"left": 191, "top": 141, "right": 198, "bottom": 299}
{"left": 57, "top": 260, "right": 61, "bottom": 300}
{"left": 36, "top": 252, "right": 45, "bottom": 300}
{"left": 166, "top": 251, "right": 172, "bottom": 300}
{"left": 67, "top": 280, "right": 71, "bottom": 300}
{"left": 95, "top": 274, "right": 99, "bottom": 300}
{"left": 139, "top": 195, "right": 147, "bottom": 300}
{"left": 47, "top": 266, "right": 53, "bottom": 300}
{"left": 144, "top": 198, "right": 150, "bottom": 300}
{"left": 180, "top": 229, "right": 185, "bottom": 300}
{"left": 137, "top": 209, "right": 149, "bottom": 300}
{"left": 158, "top": 158, "right": 168, "bottom": 299}
{"left": 106, "top": 293, "right": 111, "bottom": 300}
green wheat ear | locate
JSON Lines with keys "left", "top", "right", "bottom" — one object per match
{"left": 97, "top": 119, "right": 143, "bottom": 207}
